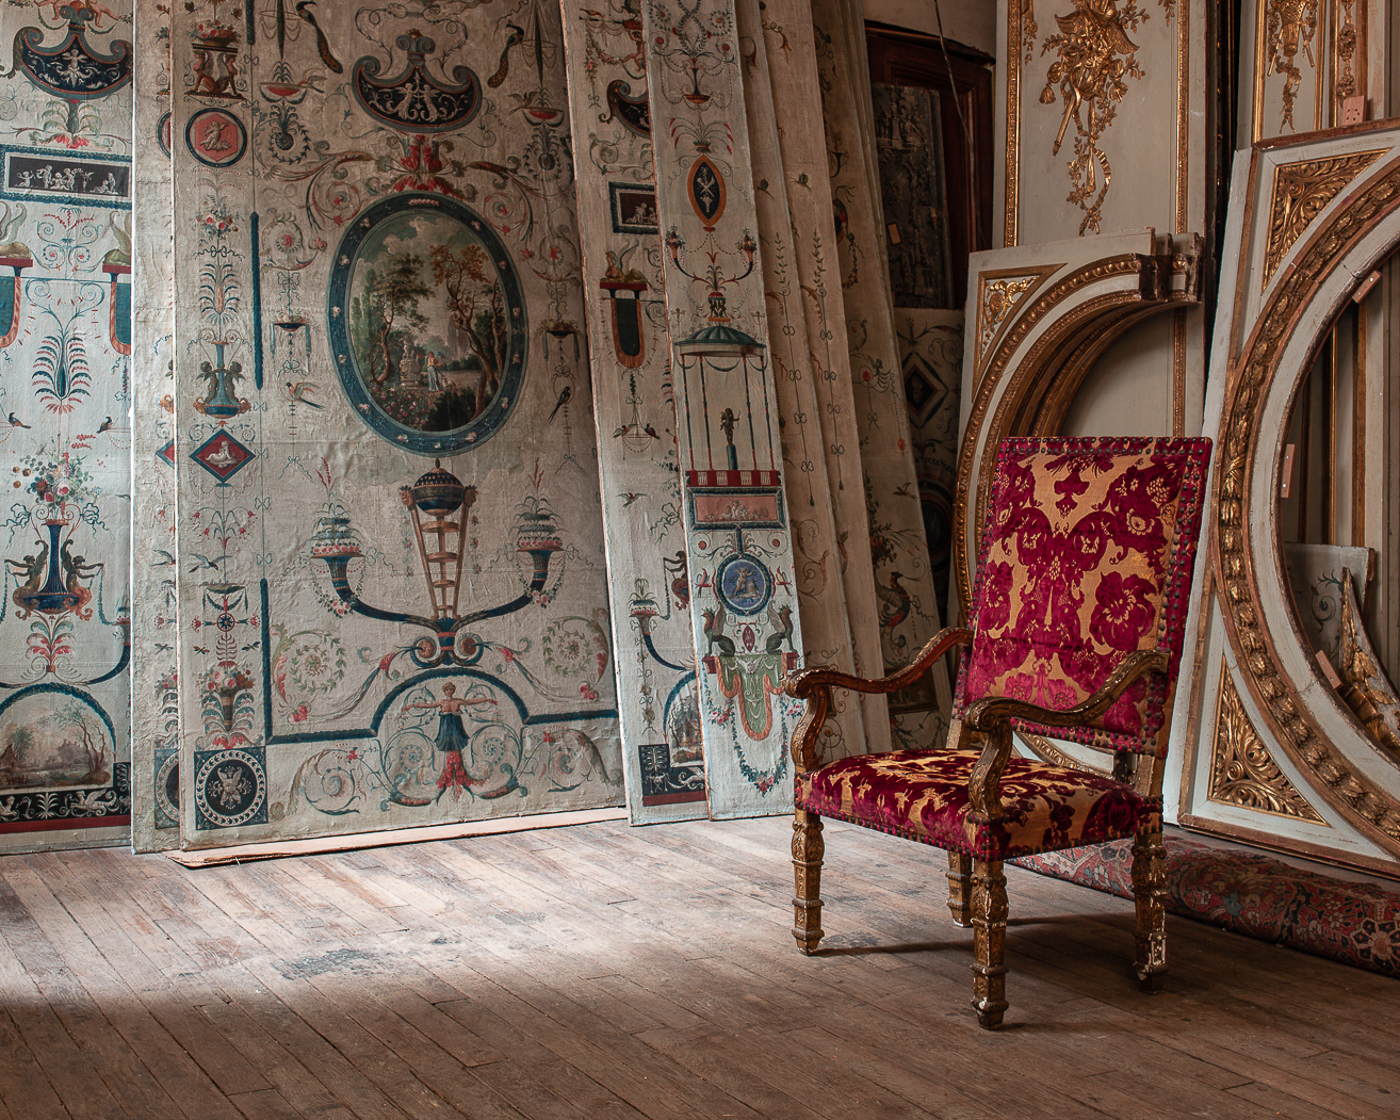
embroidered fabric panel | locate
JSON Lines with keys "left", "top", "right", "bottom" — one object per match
{"left": 957, "top": 436, "right": 1211, "bottom": 753}
{"left": 798, "top": 748, "right": 1157, "bottom": 861}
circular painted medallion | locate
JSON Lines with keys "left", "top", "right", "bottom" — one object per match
{"left": 185, "top": 108, "right": 247, "bottom": 168}
{"left": 327, "top": 193, "right": 528, "bottom": 455}
{"left": 716, "top": 553, "right": 772, "bottom": 616}
{"left": 195, "top": 748, "right": 266, "bottom": 828}
{"left": 156, "top": 753, "right": 180, "bottom": 824}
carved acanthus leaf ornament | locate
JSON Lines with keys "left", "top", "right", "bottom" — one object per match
{"left": 1263, "top": 150, "right": 1385, "bottom": 287}
{"left": 1210, "top": 663, "right": 1326, "bottom": 822}
{"left": 975, "top": 275, "right": 1040, "bottom": 371}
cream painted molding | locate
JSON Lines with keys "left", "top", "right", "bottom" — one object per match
{"left": 1170, "top": 121, "right": 1400, "bottom": 873}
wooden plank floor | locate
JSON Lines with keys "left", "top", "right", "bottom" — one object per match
{"left": 1, "top": 818, "right": 1397, "bottom": 1120}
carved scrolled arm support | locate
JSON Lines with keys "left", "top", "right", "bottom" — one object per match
{"left": 961, "top": 649, "right": 1169, "bottom": 823}
{"left": 782, "top": 627, "right": 973, "bottom": 772}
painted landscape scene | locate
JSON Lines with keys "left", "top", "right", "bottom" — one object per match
{"left": 347, "top": 208, "right": 512, "bottom": 434}
{"left": 0, "top": 693, "right": 113, "bottom": 790}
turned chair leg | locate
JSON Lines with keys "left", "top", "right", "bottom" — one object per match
{"left": 1131, "top": 823, "right": 1168, "bottom": 990}
{"left": 970, "top": 858, "right": 1009, "bottom": 1029}
{"left": 792, "top": 808, "right": 824, "bottom": 954}
{"left": 946, "top": 851, "right": 972, "bottom": 927}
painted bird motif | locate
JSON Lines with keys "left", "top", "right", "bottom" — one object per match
{"left": 875, "top": 570, "right": 912, "bottom": 665}
{"left": 547, "top": 384, "right": 572, "bottom": 423}
{"left": 702, "top": 604, "right": 736, "bottom": 656}
{"left": 621, "top": 491, "right": 646, "bottom": 507}
{"left": 188, "top": 553, "right": 227, "bottom": 572}
{"left": 8, "top": 412, "right": 30, "bottom": 428}
{"left": 284, "top": 380, "right": 325, "bottom": 409}
{"left": 488, "top": 22, "right": 526, "bottom": 88}
{"left": 295, "top": 1, "right": 343, "bottom": 73}
{"left": 97, "top": 416, "right": 114, "bottom": 433}
{"left": 765, "top": 603, "right": 794, "bottom": 654}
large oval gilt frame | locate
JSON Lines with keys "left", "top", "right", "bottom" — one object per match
{"left": 1214, "top": 147, "right": 1400, "bottom": 856}
{"left": 953, "top": 236, "right": 1203, "bottom": 611}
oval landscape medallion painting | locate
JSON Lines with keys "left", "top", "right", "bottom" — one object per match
{"left": 328, "top": 194, "right": 527, "bottom": 455}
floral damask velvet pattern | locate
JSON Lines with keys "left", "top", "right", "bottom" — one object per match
{"left": 799, "top": 748, "right": 1158, "bottom": 860}
{"left": 955, "top": 439, "right": 1211, "bottom": 753}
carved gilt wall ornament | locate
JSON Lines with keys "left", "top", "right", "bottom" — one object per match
{"left": 1334, "top": 0, "right": 1360, "bottom": 109}
{"left": 1209, "top": 662, "right": 1327, "bottom": 822}
{"left": 1262, "top": 150, "right": 1385, "bottom": 287}
{"left": 1214, "top": 151, "right": 1400, "bottom": 849}
{"left": 974, "top": 273, "right": 1047, "bottom": 375}
{"left": 1038, "top": 1, "right": 1172, "bottom": 235}
{"left": 1335, "top": 570, "right": 1400, "bottom": 757}
{"left": 1265, "top": 0, "right": 1319, "bottom": 132}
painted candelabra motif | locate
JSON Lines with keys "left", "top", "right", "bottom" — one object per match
{"left": 311, "top": 462, "right": 562, "bottom": 669}
{"left": 560, "top": 0, "right": 711, "bottom": 821}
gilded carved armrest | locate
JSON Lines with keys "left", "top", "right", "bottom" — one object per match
{"left": 960, "top": 649, "right": 1170, "bottom": 822}
{"left": 782, "top": 627, "right": 973, "bottom": 772}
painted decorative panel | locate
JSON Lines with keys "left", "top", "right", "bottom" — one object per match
{"left": 894, "top": 309, "right": 962, "bottom": 623}
{"left": 169, "top": 1, "right": 622, "bottom": 848}
{"left": 559, "top": 0, "right": 706, "bottom": 822}
{"left": 740, "top": 0, "right": 891, "bottom": 765}
{"left": 640, "top": 0, "right": 805, "bottom": 816}
{"left": 0, "top": 1, "right": 134, "bottom": 852}
{"left": 130, "top": 0, "right": 178, "bottom": 850}
{"left": 1282, "top": 542, "right": 1372, "bottom": 669}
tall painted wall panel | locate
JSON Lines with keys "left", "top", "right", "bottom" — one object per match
{"left": 812, "top": 0, "right": 947, "bottom": 746}
{"left": 559, "top": 0, "right": 707, "bottom": 822}
{"left": 641, "top": 0, "right": 805, "bottom": 817}
{"left": 170, "top": 1, "right": 622, "bottom": 848}
{"left": 130, "top": 0, "right": 178, "bottom": 851}
{"left": 0, "top": 2, "right": 133, "bottom": 851}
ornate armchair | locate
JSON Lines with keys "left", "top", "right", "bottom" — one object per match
{"left": 783, "top": 436, "right": 1211, "bottom": 1029}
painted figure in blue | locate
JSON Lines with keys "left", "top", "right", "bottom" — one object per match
{"left": 402, "top": 682, "right": 496, "bottom": 799}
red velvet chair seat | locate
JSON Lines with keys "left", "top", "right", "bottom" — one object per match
{"left": 797, "top": 748, "right": 1159, "bottom": 862}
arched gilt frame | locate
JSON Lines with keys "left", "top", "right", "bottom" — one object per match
{"left": 1185, "top": 123, "right": 1400, "bottom": 863}
{"left": 954, "top": 230, "right": 1204, "bottom": 612}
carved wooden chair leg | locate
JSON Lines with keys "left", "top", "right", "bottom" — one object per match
{"left": 946, "top": 850, "right": 972, "bottom": 927}
{"left": 970, "top": 858, "right": 1009, "bottom": 1029}
{"left": 1131, "top": 822, "right": 1168, "bottom": 990}
{"left": 792, "top": 808, "right": 825, "bottom": 954}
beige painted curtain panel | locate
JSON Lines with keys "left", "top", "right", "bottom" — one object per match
{"left": 812, "top": 0, "right": 948, "bottom": 742}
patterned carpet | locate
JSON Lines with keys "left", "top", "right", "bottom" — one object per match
{"left": 1012, "top": 835, "right": 1400, "bottom": 977}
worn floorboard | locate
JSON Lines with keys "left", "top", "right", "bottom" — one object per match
{"left": 1, "top": 817, "right": 1396, "bottom": 1120}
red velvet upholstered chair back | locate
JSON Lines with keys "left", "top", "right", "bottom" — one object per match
{"left": 953, "top": 436, "right": 1211, "bottom": 756}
